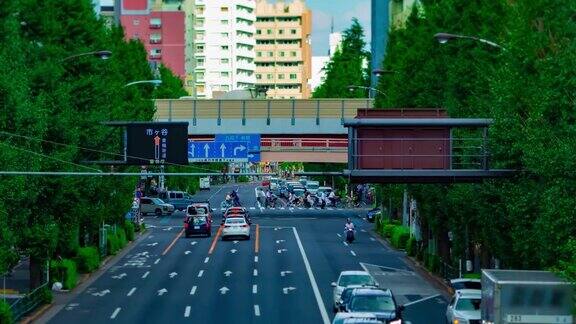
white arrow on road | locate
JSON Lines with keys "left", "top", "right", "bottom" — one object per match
{"left": 112, "top": 273, "right": 127, "bottom": 279}
{"left": 92, "top": 289, "right": 111, "bottom": 297}
{"left": 248, "top": 154, "right": 255, "bottom": 158}
{"left": 277, "top": 249, "right": 287, "bottom": 254}
{"left": 147, "top": 225, "right": 156, "bottom": 229}
{"left": 191, "top": 241, "right": 197, "bottom": 245}
{"left": 147, "top": 242, "right": 158, "bottom": 247}
{"left": 204, "top": 143, "right": 210, "bottom": 158}
{"left": 220, "top": 143, "right": 226, "bottom": 157}
{"left": 219, "top": 287, "right": 230, "bottom": 295}
{"left": 283, "top": 287, "right": 296, "bottom": 294}
{"left": 158, "top": 288, "right": 168, "bottom": 296}
{"left": 230, "top": 249, "right": 237, "bottom": 254}
{"left": 280, "top": 271, "right": 293, "bottom": 277}
{"left": 169, "top": 272, "right": 178, "bottom": 278}
{"left": 184, "top": 250, "right": 191, "bottom": 255}
{"left": 233, "top": 145, "right": 246, "bottom": 156}
{"left": 189, "top": 143, "right": 195, "bottom": 158}
{"left": 224, "top": 271, "right": 233, "bottom": 277}
{"left": 276, "top": 240, "right": 285, "bottom": 244}
{"left": 163, "top": 227, "right": 173, "bottom": 231}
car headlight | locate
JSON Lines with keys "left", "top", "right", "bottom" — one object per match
{"left": 453, "top": 318, "right": 467, "bottom": 324}
{"left": 390, "top": 320, "right": 402, "bottom": 324}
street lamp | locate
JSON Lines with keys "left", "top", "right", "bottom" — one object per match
{"left": 62, "top": 50, "right": 112, "bottom": 62}
{"left": 434, "top": 33, "right": 505, "bottom": 50}
{"left": 124, "top": 80, "right": 162, "bottom": 87}
{"left": 347, "top": 85, "right": 385, "bottom": 99}
{"left": 372, "top": 69, "right": 395, "bottom": 77}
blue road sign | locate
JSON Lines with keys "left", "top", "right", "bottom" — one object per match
{"left": 215, "top": 134, "right": 261, "bottom": 163}
{"left": 188, "top": 141, "right": 248, "bottom": 162}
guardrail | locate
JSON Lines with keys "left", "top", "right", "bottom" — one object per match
{"left": 260, "top": 138, "right": 348, "bottom": 152}
{"left": 154, "top": 99, "right": 374, "bottom": 126}
{"left": 9, "top": 283, "right": 48, "bottom": 321}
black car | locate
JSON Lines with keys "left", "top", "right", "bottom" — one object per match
{"left": 366, "top": 208, "right": 381, "bottom": 223}
{"left": 184, "top": 215, "right": 212, "bottom": 237}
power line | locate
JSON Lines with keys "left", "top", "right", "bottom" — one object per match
{"left": 0, "top": 141, "right": 102, "bottom": 172}
{"left": 0, "top": 130, "right": 219, "bottom": 173}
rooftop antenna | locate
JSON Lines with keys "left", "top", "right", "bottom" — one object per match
{"left": 331, "top": 16, "right": 334, "bottom": 33}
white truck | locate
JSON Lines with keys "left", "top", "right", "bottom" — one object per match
{"left": 199, "top": 177, "right": 210, "bottom": 190}
{"left": 481, "top": 269, "right": 573, "bottom": 324}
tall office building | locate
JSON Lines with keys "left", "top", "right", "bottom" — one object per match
{"left": 254, "top": 0, "right": 312, "bottom": 99}
{"left": 120, "top": 0, "right": 186, "bottom": 78}
{"left": 192, "top": 0, "right": 256, "bottom": 98}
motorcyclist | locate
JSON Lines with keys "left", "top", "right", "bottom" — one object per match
{"left": 328, "top": 190, "right": 337, "bottom": 206}
{"left": 288, "top": 192, "right": 296, "bottom": 206}
{"left": 344, "top": 218, "right": 355, "bottom": 232}
{"left": 306, "top": 192, "right": 316, "bottom": 208}
{"left": 230, "top": 190, "right": 240, "bottom": 207}
{"left": 265, "top": 189, "right": 272, "bottom": 208}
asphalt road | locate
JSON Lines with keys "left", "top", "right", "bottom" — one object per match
{"left": 44, "top": 183, "right": 448, "bottom": 324}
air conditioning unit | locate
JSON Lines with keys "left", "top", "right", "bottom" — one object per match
{"left": 150, "top": 53, "right": 162, "bottom": 59}
{"left": 150, "top": 38, "right": 162, "bottom": 44}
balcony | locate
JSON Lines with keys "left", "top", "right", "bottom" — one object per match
{"left": 149, "top": 53, "right": 162, "bottom": 59}
{"left": 149, "top": 36, "right": 162, "bottom": 44}
{"left": 150, "top": 19, "right": 162, "bottom": 29}
{"left": 235, "top": 47, "right": 254, "bottom": 59}
{"left": 235, "top": 22, "right": 255, "bottom": 35}
{"left": 236, "top": 60, "right": 255, "bottom": 72}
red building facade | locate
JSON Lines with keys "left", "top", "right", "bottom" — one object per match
{"left": 120, "top": 0, "right": 185, "bottom": 78}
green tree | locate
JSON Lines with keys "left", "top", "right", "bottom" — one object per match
{"left": 313, "top": 18, "right": 370, "bottom": 98}
{"left": 154, "top": 64, "right": 189, "bottom": 99}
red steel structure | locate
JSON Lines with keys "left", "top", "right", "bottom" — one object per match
{"left": 120, "top": 0, "right": 185, "bottom": 78}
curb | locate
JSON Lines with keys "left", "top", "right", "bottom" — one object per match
{"left": 368, "top": 227, "right": 451, "bottom": 298}
{"left": 22, "top": 229, "right": 150, "bottom": 324}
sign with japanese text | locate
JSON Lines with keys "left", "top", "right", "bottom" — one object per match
{"left": 126, "top": 123, "right": 188, "bottom": 165}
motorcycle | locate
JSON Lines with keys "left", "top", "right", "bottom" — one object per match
{"left": 345, "top": 227, "right": 355, "bottom": 243}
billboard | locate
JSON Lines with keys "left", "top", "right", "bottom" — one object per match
{"left": 126, "top": 122, "right": 189, "bottom": 165}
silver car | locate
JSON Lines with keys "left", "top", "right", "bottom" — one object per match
{"left": 140, "top": 197, "right": 174, "bottom": 216}
{"left": 445, "top": 289, "right": 481, "bottom": 324}
{"left": 331, "top": 271, "right": 378, "bottom": 312}
{"left": 221, "top": 217, "right": 250, "bottom": 240}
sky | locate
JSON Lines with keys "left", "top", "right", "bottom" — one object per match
{"left": 306, "top": 0, "right": 371, "bottom": 56}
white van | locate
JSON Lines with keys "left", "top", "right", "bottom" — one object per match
{"left": 199, "top": 177, "right": 210, "bottom": 190}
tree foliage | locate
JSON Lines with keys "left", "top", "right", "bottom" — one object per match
{"left": 313, "top": 18, "right": 370, "bottom": 98}
{"left": 0, "top": 0, "right": 186, "bottom": 284}
{"left": 375, "top": 0, "right": 576, "bottom": 277}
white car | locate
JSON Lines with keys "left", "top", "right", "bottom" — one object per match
{"left": 221, "top": 217, "right": 250, "bottom": 240}
{"left": 305, "top": 180, "right": 320, "bottom": 194}
{"left": 331, "top": 271, "right": 378, "bottom": 311}
{"left": 445, "top": 289, "right": 481, "bottom": 324}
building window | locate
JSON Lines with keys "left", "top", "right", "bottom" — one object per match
{"left": 257, "top": 51, "right": 262, "bottom": 57}
{"left": 196, "top": 44, "right": 204, "bottom": 52}
{"left": 133, "top": 19, "right": 140, "bottom": 26}
{"left": 278, "top": 29, "right": 284, "bottom": 35}
{"left": 290, "top": 74, "right": 297, "bottom": 79}
{"left": 221, "top": 45, "right": 229, "bottom": 50}
{"left": 278, "top": 74, "right": 285, "bottom": 80}
{"left": 268, "top": 51, "right": 273, "bottom": 57}
{"left": 256, "top": 74, "right": 262, "bottom": 80}
{"left": 221, "top": 58, "right": 229, "bottom": 64}
{"left": 221, "top": 20, "right": 229, "bottom": 25}
{"left": 267, "top": 74, "right": 273, "bottom": 80}
{"left": 150, "top": 18, "right": 161, "bottom": 28}
{"left": 196, "top": 6, "right": 204, "bottom": 15}
{"left": 196, "top": 31, "right": 205, "bottom": 40}
{"left": 221, "top": 6, "right": 229, "bottom": 12}
{"left": 284, "top": 6, "right": 289, "bottom": 13}
{"left": 291, "top": 51, "right": 297, "bottom": 57}
{"left": 196, "top": 85, "right": 205, "bottom": 93}
{"left": 221, "top": 85, "right": 230, "bottom": 91}
{"left": 221, "top": 72, "right": 229, "bottom": 77}
{"left": 196, "top": 72, "right": 204, "bottom": 80}
{"left": 256, "top": 29, "right": 262, "bottom": 35}
{"left": 291, "top": 29, "right": 297, "bottom": 34}
{"left": 279, "top": 52, "right": 285, "bottom": 57}
{"left": 221, "top": 32, "right": 229, "bottom": 38}
{"left": 197, "top": 58, "right": 205, "bottom": 66}
{"left": 195, "top": 18, "right": 204, "bottom": 27}
{"left": 267, "top": 29, "right": 272, "bottom": 35}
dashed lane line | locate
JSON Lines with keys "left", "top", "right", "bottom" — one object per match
{"left": 204, "top": 257, "right": 210, "bottom": 264}
{"left": 255, "top": 224, "right": 260, "bottom": 254}
{"left": 292, "top": 227, "right": 330, "bottom": 324}
{"left": 253, "top": 284, "right": 258, "bottom": 294}
{"left": 253, "top": 269, "right": 258, "bottom": 277}
{"left": 110, "top": 307, "right": 121, "bottom": 319}
{"left": 142, "top": 271, "right": 150, "bottom": 279}
{"left": 198, "top": 270, "right": 204, "bottom": 278}
{"left": 154, "top": 258, "right": 161, "bottom": 265}
{"left": 190, "top": 286, "right": 197, "bottom": 295}
{"left": 350, "top": 250, "right": 357, "bottom": 257}
{"left": 127, "top": 287, "right": 136, "bottom": 297}
{"left": 254, "top": 256, "right": 259, "bottom": 263}
{"left": 254, "top": 305, "right": 261, "bottom": 317}
{"left": 184, "top": 306, "right": 191, "bottom": 318}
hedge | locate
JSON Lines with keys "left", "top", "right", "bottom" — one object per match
{"left": 124, "top": 220, "right": 135, "bottom": 242}
{"left": 0, "top": 300, "right": 12, "bottom": 324}
{"left": 237, "top": 175, "right": 249, "bottom": 183}
{"left": 107, "top": 227, "right": 128, "bottom": 255}
{"left": 424, "top": 253, "right": 440, "bottom": 273}
{"left": 50, "top": 259, "right": 78, "bottom": 290}
{"left": 39, "top": 286, "right": 53, "bottom": 304}
{"left": 76, "top": 247, "right": 100, "bottom": 273}
{"left": 382, "top": 224, "right": 396, "bottom": 238}
{"left": 406, "top": 236, "right": 417, "bottom": 257}
{"left": 391, "top": 226, "right": 410, "bottom": 249}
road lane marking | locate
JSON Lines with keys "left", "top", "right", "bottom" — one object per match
{"left": 402, "top": 294, "right": 441, "bottom": 307}
{"left": 110, "top": 307, "right": 121, "bottom": 319}
{"left": 154, "top": 258, "right": 161, "bottom": 265}
{"left": 249, "top": 207, "right": 255, "bottom": 210}
{"left": 198, "top": 270, "right": 204, "bottom": 277}
{"left": 162, "top": 228, "right": 185, "bottom": 256}
{"left": 253, "top": 269, "right": 258, "bottom": 276}
{"left": 253, "top": 284, "right": 258, "bottom": 294}
{"left": 350, "top": 250, "right": 357, "bottom": 256}
{"left": 190, "top": 286, "right": 197, "bottom": 295}
{"left": 255, "top": 224, "right": 260, "bottom": 253}
{"left": 127, "top": 287, "right": 136, "bottom": 296}
{"left": 254, "top": 256, "right": 258, "bottom": 263}
{"left": 254, "top": 305, "right": 260, "bottom": 316}
{"left": 370, "top": 237, "right": 376, "bottom": 241}
{"left": 208, "top": 226, "right": 223, "bottom": 254}
{"left": 343, "top": 241, "right": 349, "bottom": 247}
{"left": 292, "top": 227, "right": 330, "bottom": 324}
{"left": 142, "top": 271, "right": 150, "bottom": 279}
{"left": 204, "top": 257, "right": 210, "bottom": 264}
{"left": 184, "top": 306, "right": 191, "bottom": 318}
{"left": 336, "top": 233, "right": 341, "bottom": 238}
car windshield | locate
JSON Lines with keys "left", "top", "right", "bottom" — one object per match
{"left": 294, "top": 190, "right": 305, "bottom": 197}
{"left": 152, "top": 198, "right": 165, "bottom": 204}
{"left": 225, "top": 218, "right": 246, "bottom": 225}
{"left": 192, "top": 217, "right": 207, "bottom": 225}
{"left": 306, "top": 184, "right": 319, "bottom": 189}
{"left": 339, "top": 275, "right": 375, "bottom": 287}
{"left": 452, "top": 281, "right": 481, "bottom": 290}
{"left": 195, "top": 207, "right": 208, "bottom": 214}
{"left": 456, "top": 297, "right": 481, "bottom": 311}
{"left": 350, "top": 295, "right": 396, "bottom": 312}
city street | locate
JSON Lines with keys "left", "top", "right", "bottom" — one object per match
{"left": 42, "top": 183, "right": 448, "bottom": 324}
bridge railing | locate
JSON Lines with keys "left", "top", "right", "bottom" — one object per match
{"left": 154, "top": 99, "right": 373, "bottom": 126}
{"left": 261, "top": 138, "right": 348, "bottom": 152}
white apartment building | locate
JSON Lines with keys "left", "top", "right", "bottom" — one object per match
{"left": 192, "top": 0, "right": 256, "bottom": 98}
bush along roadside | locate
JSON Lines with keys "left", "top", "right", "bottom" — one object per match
{"left": 50, "top": 259, "right": 78, "bottom": 290}
{"left": 75, "top": 247, "right": 100, "bottom": 273}
{"left": 0, "top": 300, "right": 13, "bottom": 324}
